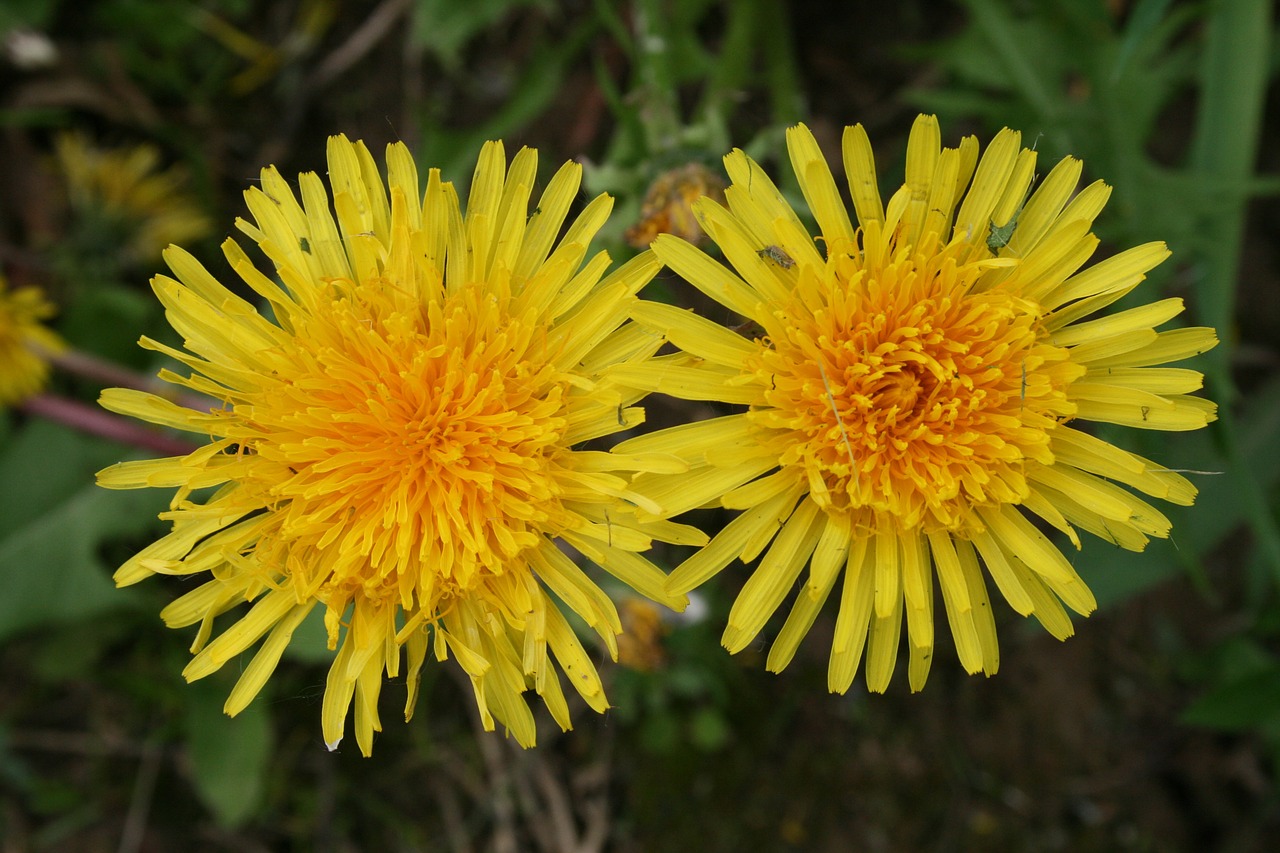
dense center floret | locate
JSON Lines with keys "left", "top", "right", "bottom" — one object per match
{"left": 231, "top": 278, "right": 572, "bottom": 604}
{"left": 750, "top": 241, "right": 1074, "bottom": 531}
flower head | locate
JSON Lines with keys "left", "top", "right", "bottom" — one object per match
{"left": 97, "top": 136, "right": 702, "bottom": 754}
{"left": 624, "top": 162, "right": 726, "bottom": 249}
{"left": 616, "top": 116, "right": 1217, "bottom": 692}
{"left": 0, "top": 275, "right": 65, "bottom": 407}
{"left": 54, "top": 132, "right": 211, "bottom": 266}
{"left": 616, "top": 596, "right": 669, "bottom": 671}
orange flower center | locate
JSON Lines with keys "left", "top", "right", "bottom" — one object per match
{"left": 750, "top": 235, "right": 1077, "bottom": 533}
{"left": 225, "top": 277, "right": 573, "bottom": 609}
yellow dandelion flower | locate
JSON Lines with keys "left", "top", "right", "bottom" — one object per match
{"left": 96, "top": 136, "right": 705, "bottom": 755}
{"left": 55, "top": 133, "right": 211, "bottom": 264}
{"left": 616, "top": 596, "right": 669, "bottom": 671}
{"left": 624, "top": 162, "right": 727, "bottom": 249}
{"left": 616, "top": 116, "right": 1218, "bottom": 693}
{"left": 0, "top": 275, "right": 65, "bottom": 407}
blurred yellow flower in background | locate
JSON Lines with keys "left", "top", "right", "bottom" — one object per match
{"left": 615, "top": 116, "right": 1218, "bottom": 693}
{"left": 616, "top": 597, "right": 669, "bottom": 672}
{"left": 0, "top": 276, "right": 65, "bottom": 407}
{"left": 624, "top": 162, "right": 726, "bottom": 250}
{"left": 54, "top": 132, "right": 211, "bottom": 266}
{"left": 96, "top": 136, "right": 705, "bottom": 755}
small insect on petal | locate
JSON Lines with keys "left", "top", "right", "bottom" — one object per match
{"left": 758, "top": 245, "right": 795, "bottom": 269}
{"left": 987, "top": 211, "right": 1020, "bottom": 252}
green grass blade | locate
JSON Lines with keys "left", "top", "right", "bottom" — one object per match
{"left": 1187, "top": 0, "right": 1280, "bottom": 582}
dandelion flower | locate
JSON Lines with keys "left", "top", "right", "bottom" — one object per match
{"left": 616, "top": 597, "right": 669, "bottom": 671}
{"left": 0, "top": 275, "right": 65, "bottom": 407}
{"left": 624, "top": 162, "right": 726, "bottom": 249}
{"left": 55, "top": 132, "right": 211, "bottom": 265}
{"left": 615, "top": 116, "right": 1218, "bottom": 693}
{"left": 96, "top": 136, "right": 703, "bottom": 755}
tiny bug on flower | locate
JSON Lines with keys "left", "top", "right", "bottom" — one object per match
{"left": 757, "top": 245, "right": 794, "bottom": 269}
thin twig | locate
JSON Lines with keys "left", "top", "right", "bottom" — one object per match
{"left": 5, "top": 727, "right": 146, "bottom": 757}
{"left": 305, "top": 0, "right": 410, "bottom": 94}
{"left": 19, "top": 394, "right": 199, "bottom": 456}
{"left": 429, "top": 774, "right": 476, "bottom": 853}
{"left": 457, "top": 669, "right": 520, "bottom": 853}
{"left": 117, "top": 736, "right": 163, "bottom": 853}
{"left": 46, "top": 347, "right": 212, "bottom": 413}
{"left": 527, "top": 748, "right": 584, "bottom": 853}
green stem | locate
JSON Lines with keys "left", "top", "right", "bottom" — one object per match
{"left": 632, "top": 0, "right": 682, "bottom": 152}
{"left": 757, "top": 0, "right": 804, "bottom": 125}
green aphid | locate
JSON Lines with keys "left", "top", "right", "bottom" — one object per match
{"left": 988, "top": 175, "right": 1039, "bottom": 253}
{"left": 986, "top": 206, "right": 1022, "bottom": 252}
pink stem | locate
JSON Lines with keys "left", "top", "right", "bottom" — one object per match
{"left": 45, "top": 347, "right": 211, "bottom": 412}
{"left": 19, "top": 394, "right": 200, "bottom": 457}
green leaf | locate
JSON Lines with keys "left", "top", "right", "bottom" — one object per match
{"left": 640, "top": 712, "right": 680, "bottom": 754}
{"left": 0, "top": 423, "right": 168, "bottom": 641}
{"left": 689, "top": 706, "right": 731, "bottom": 752}
{"left": 1074, "top": 370, "right": 1280, "bottom": 609}
{"left": 1183, "top": 666, "right": 1280, "bottom": 731}
{"left": 281, "top": 604, "right": 334, "bottom": 664}
{"left": 184, "top": 676, "right": 273, "bottom": 827}
{"left": 57, "top": 283, "right": 158, "bottom": 370}
{"left": 416, "top": 19, "right": 595, "bottom": 181}
{"left": 1187, "top": 0, "right": 1280, "bottom": 585}
{"left": 1111, "top": 0, "right": 1174, "bottom": 83}
{"left": 410, "top": 0, "right": 547, "bottom": 69}
{"left": 960, "top": 0, "right": 1060, "bottom": 118}
{"left": 1071, "top": 538, "right": 1185, "bottom": 610}
{"left": 0, "top": 483, "right": 164, "bottom": 641}
{"left": 0, "top": 418, "right": 129, "bottom": 533}
{"left": 0, "top": 0, "right": 60, "bottom": 31}
{"left": 32, "top": 617, "right": 136, "bottom": 682}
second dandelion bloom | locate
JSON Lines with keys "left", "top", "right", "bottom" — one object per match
{"left": 53, "top": 132, "right": 211, "bottom": 266}
{"left": 97, "top": 136, "right": 704, "bottom": 755}
{"left": 616, "top": 115, "right": 1217, "bottom": 692}
{"left": 0, "top": 275, "right": 65, "bottom": 408}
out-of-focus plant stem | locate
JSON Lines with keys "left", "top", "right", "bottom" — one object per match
{"left": 20, "top": 394, "right": 198, "bottom": 457}
{"left": 632, "top": 0, "right": 682, "bottom": 152}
